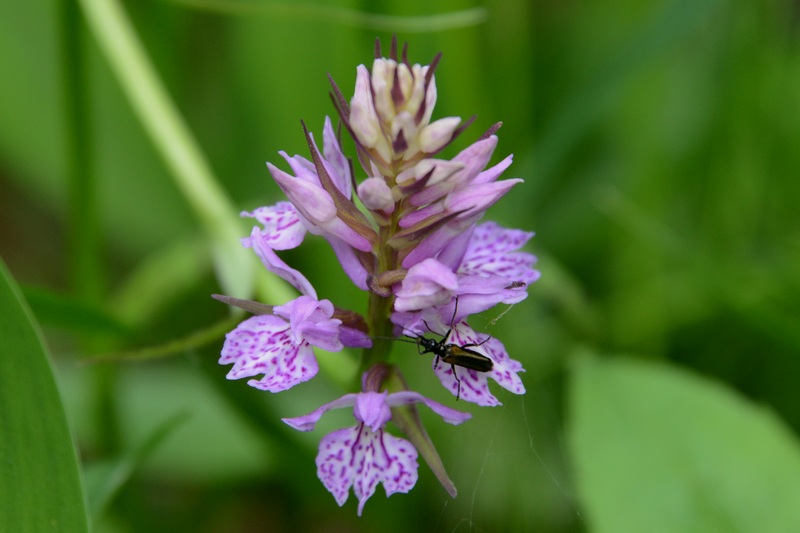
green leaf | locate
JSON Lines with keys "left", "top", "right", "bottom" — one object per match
{"left": 0, "top": 258, "right": 89, "bottom": 532}
{"left": 568, "top": 355, "right": 800, "bottom": 533}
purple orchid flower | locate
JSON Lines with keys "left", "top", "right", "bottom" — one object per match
{"left": 282, "top": 388, "right": 471, "bottom": 515}
{"left": 391, "top": 221, "right": 537, "bottom": 404}
{"left": 219, "top": 201, "right": 371, "bottom": 393}
{"left": 216, "top": 37, "right": 540, "bottom": 513}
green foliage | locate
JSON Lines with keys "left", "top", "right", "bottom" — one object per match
{"left": 570, "top": 355, "right": 800, "bottom": 532}
{"left": 0, "top": 259, "right": 89, "bottom": 532}
{"left": 1, "top": 0, "right": 799, "bottom": 530}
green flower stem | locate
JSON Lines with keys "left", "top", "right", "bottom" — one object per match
{"left": 360, "top": 215, "right": 401, "bottom": 375}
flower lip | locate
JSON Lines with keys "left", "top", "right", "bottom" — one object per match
{"left": 280, "top": 379, "right": 472, "bottom": 515}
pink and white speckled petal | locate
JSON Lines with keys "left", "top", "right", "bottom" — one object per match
{"left": 482, "top": 336, "right": 526, "bottom": 396}
{"left": 368, "top": 431, "right": 418, "bottom": 506}
{"left": 242, "top": 202, "right": 307, "bottom": 250}
{"left": 317, "top": 426, "right": 359, "bottom": 508}
{"left": 459, "top": 221, "right": 538, "bottom": 283}
{"left": 433, "top": 361, "right": 500, "bottom": 407}
{"left": 219, "top": 314, "right": 319, "bottom": 393}
{"left": 430, "top": 323, "right": 512, "bottom": 406}
{"left": 316, "top": 425, "right": 419, "bottom": 516}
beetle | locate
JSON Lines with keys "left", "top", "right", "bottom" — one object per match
{"left": 399, "top": 296, "right": 494, "bottom": 400}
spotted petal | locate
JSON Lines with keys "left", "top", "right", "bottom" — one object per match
{"left": 459, "top": 221, "right": 539, "bottom": 285}
{"left": 482, "top": 336, "right": 526, "bottom": 396}
{"left": 316, "top": 425, "right": 418, "bottom": 516}
{"left": 432, "top": 322, "right": 525, "bottom": 406}
{"left": 434, "top": 361, "right": 500, "bottom": 407}
{"left": 219, "top": 314, "right": 319, "bottom": 392}
{"left": 242, "top": 202, "right": 307, "bottom": 250}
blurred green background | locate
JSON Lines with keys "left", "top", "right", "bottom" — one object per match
{"left": 2, "top": 0, "right": 800, "bottom": 531}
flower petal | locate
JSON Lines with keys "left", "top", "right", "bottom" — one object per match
{"left": 338, "top": 325, "right": 373, "bottom": 348}
{"left": 274, "top": 296, "right": 343, "bottom": 351}
{"left": 354, "top": 391, "right": 392, "bottom": 431}
{"left": 321, "top": 116, "right": 353, "bottom": 198}
{"left": 386, "top": 391, "right": 472, "bottom": 425}
{"left": 409, "top": 135, "right": 498, "bottom": 206}
{"left": 282, "top": 393, "right": 358, "bottom": 431}
{"left": 434, "top": 362, "right": 500, "bottom": 407}
{"left": 245, "top": 227, "right": 317, "bottom": 298}
{"left": 459, "top": 221, "right": 540, "bottom": 284}
{"left": 482, "top": 336, "right": 526, "bottom": 396}
{"left": 268, "top": 162, "right": 338, "bottom": 225}
{"left": 432, "top": 324, "right": 526, "bottom": 405}
{"left": 219, "top": 314, "right": 319, "bottom": 393}
{"left": 444, "top": 179, "right": 523, "bottom": 216}
{"left": 316, "top": 425, "right": 418, "bottom": 516}
{"left": 350, "top": 65, "right": 383, "bottom": 149}
{"left": 323, "top": 235, "right": 370, "bottom": 290}
{"left": 242, "top": 202, "right": 306, "bottom": 250}
{"left": 418, "top": 116, "right": 461, "bottom": 153}
{"left": 394, "top": 258, "right": 458, "bottom": 312}
{"left": 317, "top": 427, "right": 359, "bottom": 508}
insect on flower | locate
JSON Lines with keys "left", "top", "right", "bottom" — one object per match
{"left": 391, "top": 297, "right": 494, "bottom": 400}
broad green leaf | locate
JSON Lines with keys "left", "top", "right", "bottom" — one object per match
{"left": 569, "top": 355, "right": 800, "bottom": 533}
{"left": 0, "top": 258, "right": 89, "bottom": 532}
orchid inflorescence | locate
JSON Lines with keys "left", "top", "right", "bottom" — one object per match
{"left": 216, "top": 37, "right": 539, "bottom": 515}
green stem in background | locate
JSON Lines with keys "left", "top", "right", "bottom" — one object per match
{"left": 77, "top": 0, "right": 292, "bottom": 305}
{"left": 77, "top": 0, "right": 355, "bottom": 388}
{"left": 168, "top": 0, "right": 487, "bottom": 32}
{"left": 61, "top": 0, "right": 101, "bottom": 305}
{"left": 59, "top": 0, "right": 121, "bottom": 456}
